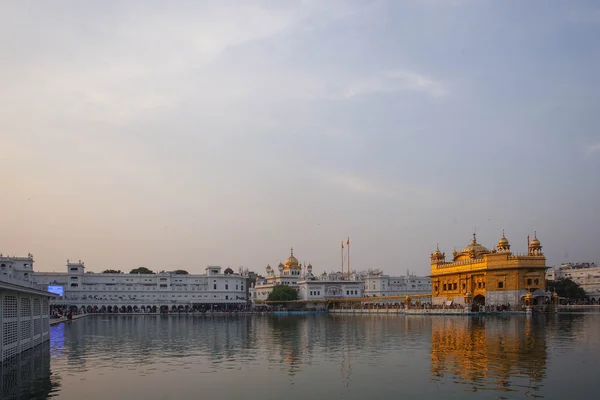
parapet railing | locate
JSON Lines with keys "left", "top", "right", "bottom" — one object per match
{"left": 0, "top": 274, "right": 48, "bottom": 291}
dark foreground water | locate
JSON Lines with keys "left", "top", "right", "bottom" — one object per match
{"left": 2, "top": 313, "right": 600, "bottom": 399}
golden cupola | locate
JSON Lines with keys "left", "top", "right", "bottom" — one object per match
{"left": 284, "top": 247, "right": 301, "bottom": 270}
{"left": 431, "top": 246, "right": 445, "bottom": 263}
{"left": 529, "top": 232, "right": 543, "bottom": 255}
{"left": 497, "top": 230, "right": 510, "bottom": 251}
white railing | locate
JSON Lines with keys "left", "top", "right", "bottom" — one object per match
{"left": 0, "top": 274, "right": 48, "bottom": 292}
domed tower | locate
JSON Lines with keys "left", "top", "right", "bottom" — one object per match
{"left": 284, "top": 247, "right": 302, "bottom": 276}
{"left": 266, "top": 264, "right": 272, "bottom": 276}
{"left": 430, "top": 245, "right": 446, "bottom": 265}
{"left": 529, "top": 232, "right": 543, "bottom": 256}
{"left": 497, "top": 230, "right": 511, "bottom": 252}
{"left": 277, "top": 262, "right": 284, "bottom": 275}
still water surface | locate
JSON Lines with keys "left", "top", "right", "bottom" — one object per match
{"left": 2, "top": 313, "right": 600, "bottom": 399}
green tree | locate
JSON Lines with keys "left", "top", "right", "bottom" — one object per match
{"left": 173, "top": 270, "right": 189, "bottom": 275}
{"left": 102, "top": 269, "right": 121, "bottom": 273}
{"left": 547, "top": 278, "right": 587, "bottom": 299}
{"left": 267, "top": 285, "right": 298, "bottom": 302}
{"left": 130, "top": 267, "right": 154, "bottom": 274}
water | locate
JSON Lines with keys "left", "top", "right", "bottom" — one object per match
{"left": 2, "top": 313, "right": 600, "bottom": 399}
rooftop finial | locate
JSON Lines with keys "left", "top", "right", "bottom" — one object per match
{"left": 290, "top": 247, "right": 294, "bottom": 257}
{"left": 502, "top": 229, "right": 505, "bottom": 237}
{"left": 472, "top": 232, "right": 477, "bottom": 243}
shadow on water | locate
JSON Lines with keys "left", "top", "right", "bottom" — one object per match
{"left": 0, "top": 341, "right": 57, "bottom": 400}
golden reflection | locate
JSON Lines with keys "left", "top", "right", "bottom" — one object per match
{"left": 430, "top": 316, "right": 547, "bottom": 392}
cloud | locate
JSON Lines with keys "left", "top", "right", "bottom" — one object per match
{"left": 586, "top": 143, "right": 600, "bottom": 156}
{"left": 341, "top": 70, "right": 446, "bottom": 99}
{"left": 318, "top": 171, "right": 444, "bottom": 207}
{"left": 326, "top": 173, "right": 391, "bottom": 196}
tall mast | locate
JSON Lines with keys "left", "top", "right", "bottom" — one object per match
{"left": 341, "top": 241, "right": 345, "bottom": 279}
{"left": 347, "top": 237, "right": 350, "bottom": 280}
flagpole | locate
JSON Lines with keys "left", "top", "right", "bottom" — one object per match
{"left": 347, "top": 237, "right": 350, "bottom": 281}
{"left": 341, "top": 241, "right": 344, "bottom": 280}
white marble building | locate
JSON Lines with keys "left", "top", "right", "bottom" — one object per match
{"left": 250, "top": 248, "right": 429, "bottom": 304}
{"left": 358, "top": 269, "right": 432, "bottom": 297}
{"left": 546, "top": 262, "right": 600, "bottom": 300}
{"left": 250, "top": 248, "right": 362, "bottom": 304}
{"left": 29, "top": 260, "right": 249, "bottom": 311}
{"left": 1, "top": 253, "right": 53, "bottom": 361}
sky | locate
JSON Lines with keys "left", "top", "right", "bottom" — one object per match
{"left": 1, "top": 0, "right": 599, "bottom": 276}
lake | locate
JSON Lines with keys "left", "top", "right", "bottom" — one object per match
{"left": 2, "top": 312, "right": 600, "bottom": 399}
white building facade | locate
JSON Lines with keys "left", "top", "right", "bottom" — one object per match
{"left": 31, "top": 261, "right": 249, "bottom": 312}
{"left": 1, "top": 253, "right": 53, "bottom": 361}
{"left": 250, "top": 248, "right": 430, "bottom": 305}
{"left": 546, "top": 262, "right": 600, "bottom": 300}
{"left": 358, "top": 269, "right": 432, "bottom": 297}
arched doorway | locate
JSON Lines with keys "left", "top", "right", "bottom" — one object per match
{"left": 473, "top": 295, "right": 485, "bottom": 305}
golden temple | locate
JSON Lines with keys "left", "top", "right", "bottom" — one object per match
{"left": 430, "top": 232, "right": 548, "bottom": 307}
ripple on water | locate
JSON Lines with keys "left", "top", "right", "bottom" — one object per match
{"left": 3, "top": 314, "right": 593, "bottom": 400}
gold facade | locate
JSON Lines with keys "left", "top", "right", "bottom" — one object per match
{"left": 430, "top": 232, "right": 547, "bottom": 305}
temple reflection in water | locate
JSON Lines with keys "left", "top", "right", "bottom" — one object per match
{"left": 430, "top": 316, "right": 547, "bottom": 392}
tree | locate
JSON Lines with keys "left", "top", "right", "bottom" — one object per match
{"left": 102, "top": 269, "right": 121, "bottom": 274}
{"left": 547, "top": 278, "right": 587, "bottom": 299}
{"left": 173, "top": 270, "right": 189, "bottom": 275}
{"left": 267, "top": 285, "right": 298, "bottom": 302}
{"left": 130, "top": 267, "right": 154, "bottom": 274}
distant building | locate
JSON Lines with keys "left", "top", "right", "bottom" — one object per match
{"left": 546, "top": 262, "right": 600, "bottom": 300}
{"left": 430, "top": 232, "right": 549, "bottom": 306}
{"left": 30, "top": 261, "right": 248, "bottom": 311}
{"left": 357, "top": 269, "right": 431, "bottom": 297}
{"left": 250, "top": 247, "right": 430, "bottom": 305}
{"left": 250, "top": 248, "right": 362, "bottom": 305}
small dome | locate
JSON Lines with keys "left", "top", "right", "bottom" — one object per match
{"left": 530, "top": 232, "right": 541, "bottom": 248}
{"left": 307, "top": 263, "right": 313, "bottom": 270}
{"left": 432, "top": 246, "right": 444, "bottom": 260}
{"left": 498, "top": 230, "right": 510, "bottom": 250}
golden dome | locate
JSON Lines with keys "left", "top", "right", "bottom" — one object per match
{"left": 284, "top": 247, "right": 301, "bottom": 269}
{"left": 431, "top": 246, "right": 445, "bottom": 260}
{"left": 460, "top": 233, "right": 489, "bottom": 257}
{"left": 530, "top": 232, "right": 541, "bottom": 247}
{"left": 498, "top": 230, "right": 510, "bottom": 250}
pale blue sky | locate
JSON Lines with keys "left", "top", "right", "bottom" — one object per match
{"left": 1, "top": 0, "right": 599, "bottom": 275}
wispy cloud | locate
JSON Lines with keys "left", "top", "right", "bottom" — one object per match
{"left": 319, "top": 171, "right": 443, "bottom": 206}
{"left": 586, "top": 143, "right": 600, "bottom": 156}
{"left": 342, "top": 70, "right": 446, "bottom": 99}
